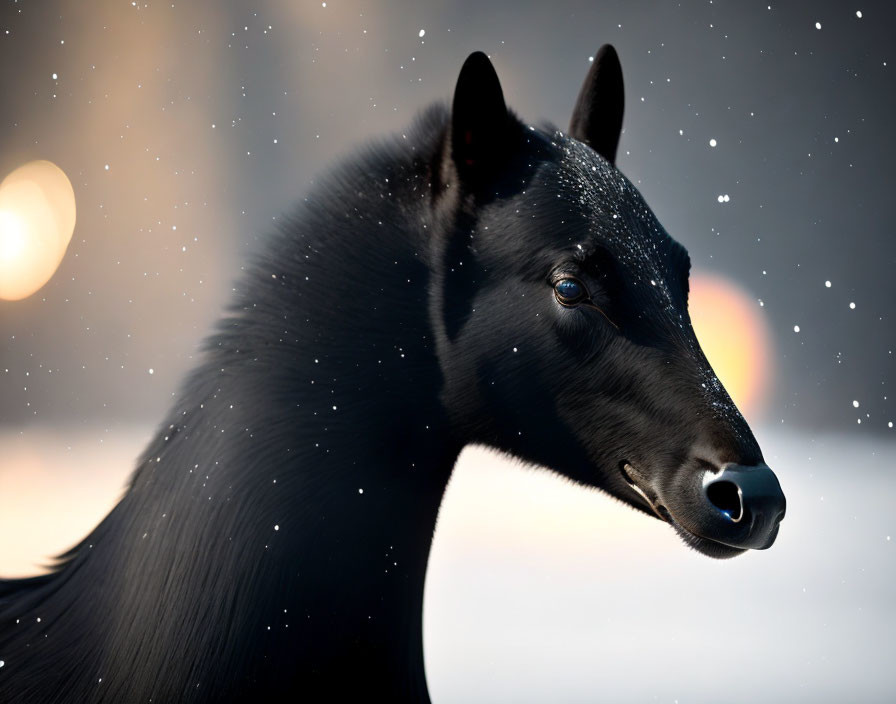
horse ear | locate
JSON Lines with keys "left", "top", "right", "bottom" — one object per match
{"left": 449, "top": 51, "right": 512, "bottom": 184}
{"left": 569, "top": 44, "right": 625, "bottom": 164}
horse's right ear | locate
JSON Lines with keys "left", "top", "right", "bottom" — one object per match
{"left": 449, "top": 51, "right": 512, "bottom": 186}
{"left": 569, "top": 44, "right": 625, "bottom": 164}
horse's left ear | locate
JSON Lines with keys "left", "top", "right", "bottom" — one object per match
{"left": 449, "top": 51, "right": 513, "bottom": 185}
{"left": 569, "top": 44, "right": 625, "bottom": 164}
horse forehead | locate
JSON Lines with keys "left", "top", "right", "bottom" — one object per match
{"left": 512, "top": 134, "right": 684, "bottom": 321}
{"left": 548, "top": 134, "right": 681, "bottom": 269}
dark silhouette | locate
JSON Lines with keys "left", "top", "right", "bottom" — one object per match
{"left": 0, "top": 46, "right": 785, "bottom": 703}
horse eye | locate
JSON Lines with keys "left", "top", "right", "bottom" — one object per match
{"left": 554, "top": 278, "right": 588, "bottom": 306}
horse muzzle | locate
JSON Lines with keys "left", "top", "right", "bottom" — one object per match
{"left": 622, "top": 460, "right": 786, "bottom": 556}
{"left": 697, "top": 462, "right": 786, "bottom": 550}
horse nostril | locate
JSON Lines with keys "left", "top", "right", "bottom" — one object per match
{"left": 695, "top": 463, "right": 785, "bottom": 549}
{"left": 705, "top": 480, "right": 743, "bottom": 523}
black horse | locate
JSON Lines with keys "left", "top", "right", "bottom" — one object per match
{"left": 0, "top": 46, "right": 785, "bottom": 702}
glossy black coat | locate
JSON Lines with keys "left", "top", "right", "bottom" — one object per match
{"left": 0, "top": 47, "right": 784, "bottom": 703}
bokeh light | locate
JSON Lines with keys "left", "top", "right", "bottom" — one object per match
{"left": 688, "top": 272, "right": 772, "bottom": 421}
{"left": 0, "top": 160, "right": 76, "bottom": 301}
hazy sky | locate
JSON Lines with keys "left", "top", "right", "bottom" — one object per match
{"left": 1, "top": 0, "right": 894, "bottom": 434}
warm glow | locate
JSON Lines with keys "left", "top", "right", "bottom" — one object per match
{"left": 0, "top": 210, "right": 27, "bottom": 260}
{"left": 688, "top": 272, "right": 772, "bottom": 420}
{"left": 0, "top": 160, "right": 76, "bottom": 301}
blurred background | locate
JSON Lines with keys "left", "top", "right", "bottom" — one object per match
{"left": 0, "top": 1, "right": 893, "bottom": 701}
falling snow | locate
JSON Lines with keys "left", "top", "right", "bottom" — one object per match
{"left": 0, "top": 0, "right": 891, "bottom": 586}
{"left": 0, "top": 9, "right": 891, "bottom": 704}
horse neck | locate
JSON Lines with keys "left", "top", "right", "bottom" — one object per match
{"left": 191, "top": 155, "right": 459, "bottom": 694}
{"left": 298, "top": 415, "right": 458, "bottom": 698}
{"left": 1, "top": 116, "right": 461, "bottom": 702}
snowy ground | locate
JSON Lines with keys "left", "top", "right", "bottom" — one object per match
{"left": 1, "top": 426, "right": 893, "bottom": 702}
{"left": 425, "top": 431, "right": 896, "bottom": 703}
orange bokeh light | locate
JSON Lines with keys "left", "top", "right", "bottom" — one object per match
{"left": 0, "top": 160, "right": 76, "bottom": 301}
{"left": 688, "top": 272, "right": 773, "bottom": 421}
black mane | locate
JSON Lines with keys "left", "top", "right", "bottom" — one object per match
{"left": 0, "top": 104, "right": 459, "bottom": 703}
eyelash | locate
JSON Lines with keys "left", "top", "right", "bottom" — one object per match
{"left": 551, "top": 275, "right": 619, "bottom": 330}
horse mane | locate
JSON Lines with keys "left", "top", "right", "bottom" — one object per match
{"left": 0, "top": 102, "right": 462, "bottom": 703}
